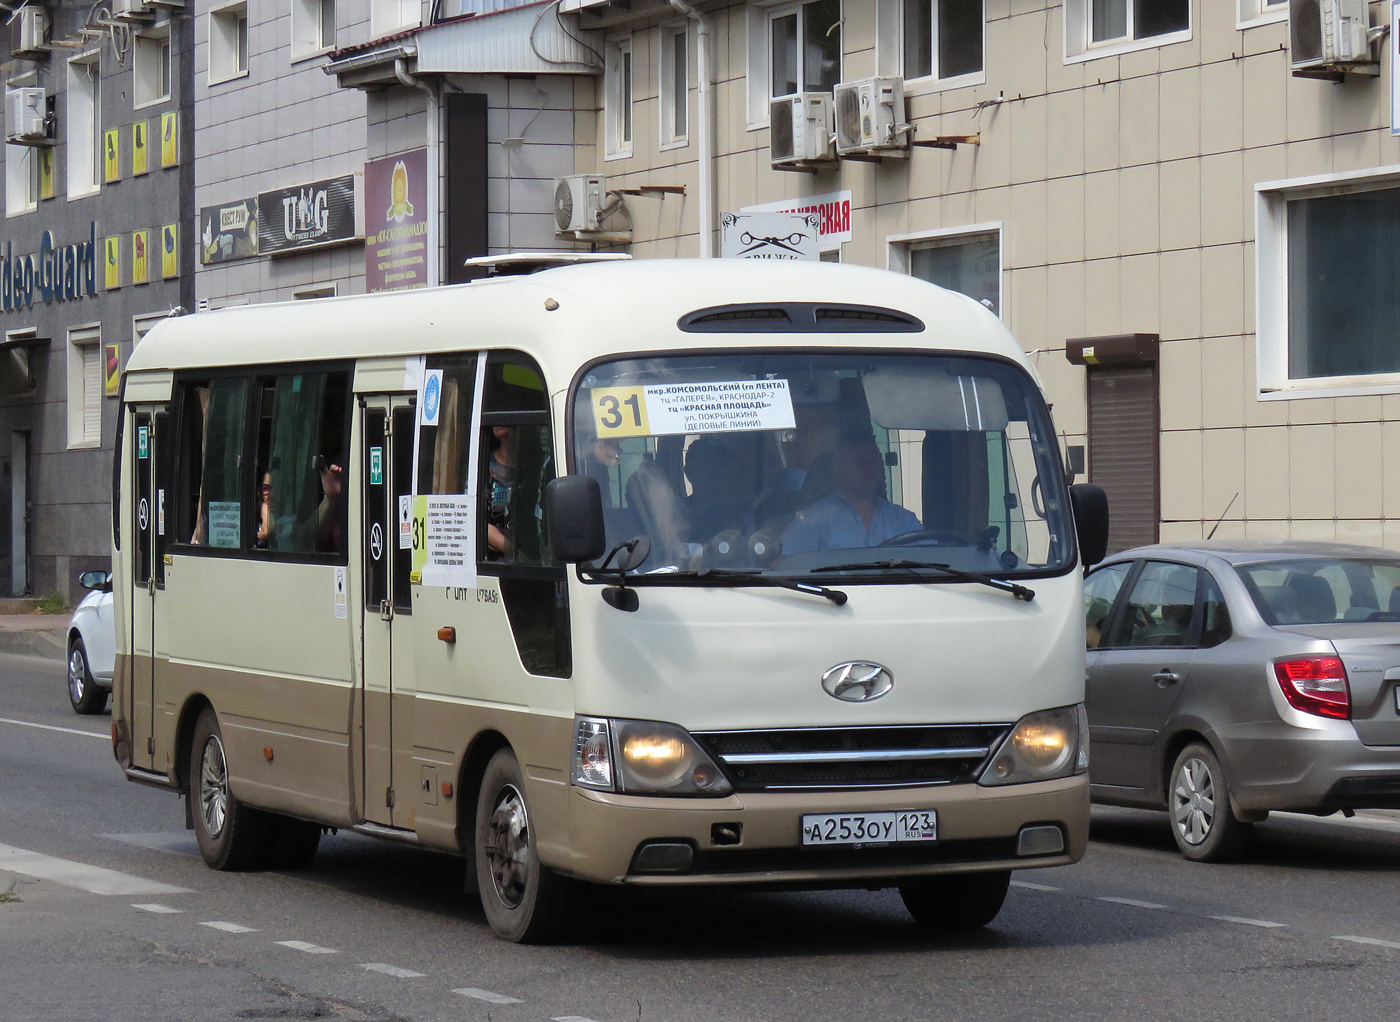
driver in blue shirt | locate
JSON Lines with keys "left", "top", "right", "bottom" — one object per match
{"left": 781, "top": 435, "right": 921, "bottom": 554}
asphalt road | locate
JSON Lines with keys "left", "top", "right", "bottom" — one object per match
{"left": 2, "top": 650, "right": 1399, "bottom": 1022}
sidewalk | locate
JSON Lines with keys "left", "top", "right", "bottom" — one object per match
{"left": 0, "top": 614, "right": 68, "bottom": 661}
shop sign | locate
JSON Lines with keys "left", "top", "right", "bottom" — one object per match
{"left": 365, "top": 149, "right": 429, "bottom": 292}
{"left": 720, "top": 212, "right": 819, "bottom": 261}
{"left": 1, "top": 222, "right": 98, "bottom": 312}
{"left": 257, "top": 174, "right": 360, "bottom": 255}
{"left": 741, "top": 190, "right": 852, "bottom": 251}
{"left": 199, "top": 199, "right": 258, "bottom": 265}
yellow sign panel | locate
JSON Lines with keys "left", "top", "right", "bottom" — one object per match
{"left": 411, "top": 495, "right": 427, "bottom": 576}
{"left": 132, "top": 230, "right": 148, "bottom": 285}
{"left": 104, "top": 128, "right": 120, "bottom": 183}
{"left": 161, "top": 223, "right": 178, "bottom": 278}
{"left": 104, "top": 236, "right": 120, "bottom": 289}
{"left": 132, "top": 121, "right": 148, "bottom": 175}
{"left": 103, "top": 343, "right": 120, "bottom": 397}
{"left": 39, "top": 149, "right": 53, "bottom": 199}
{"left": 591, "top": 386, "right": 651, "bottom": 438}
{"left": 160, "top": 111, "right": 178, "bottom": 168}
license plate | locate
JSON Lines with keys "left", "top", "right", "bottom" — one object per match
{"left": 801, "top": 810, "right": 937, "bottom": 846}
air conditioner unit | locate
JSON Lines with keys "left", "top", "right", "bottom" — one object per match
{"left": 146, "top": 0, "right": 186, "bottom": 9}
{"left": 12, "top": 6, "right": 49, "bottom": 58}
{"left": 769, "top": 93, "right": 835, "bottom": 168}
{"left": 6, "top": 87, "right": 51, "bottom": 146}
{"left": 1289, "top": 0, "right": 1373, "bottom": 76}
{"left": 834, "top": 77, "right": 909, "bottom": 157}
{"left": 113, "top": 0, "right": 157, "bottom": 20}
{"left": 554, "top": 175, "right": 607, "bottom": 233}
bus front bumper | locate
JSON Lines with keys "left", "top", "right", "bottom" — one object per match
{"left": 559, "top": 774, "right": 1089, "bottom": 886}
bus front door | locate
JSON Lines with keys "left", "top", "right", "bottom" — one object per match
{"left": 359, "top": 395, "right": 416, "bottom": 827}
{"left": 128, "top": 407, "right": 167, "bottom": 772}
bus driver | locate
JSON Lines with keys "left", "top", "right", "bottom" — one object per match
{"left": 780, "top": 435, "right": 921, "bottom": 554}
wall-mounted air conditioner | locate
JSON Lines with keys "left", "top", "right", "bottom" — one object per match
{"left": 113, "top": 0, "right": 156, "bottom": 20}
{"left": 769, "top": 93, "right": 835, "bottom": 169}
{"left": 554, "top": 174, "right": 607, "bottom": 234}
{"left": 12, "top": 6, "right": 49, "bottom": 59}
{"left": 6, "top": 87, "right": 52, "bottom": 146}
{"left": 834, "top": 77, "right": 909, "bottom": 158}
{"left": 1289, "top": 0, "right": 1375, "bottom": 77}
{"left": 146, "top": 0, "right": 186, "bottom": 9}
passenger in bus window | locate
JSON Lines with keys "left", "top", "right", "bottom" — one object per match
{"left": 780, "top": 435, "right": 921, "bottom": 554}
{"left": 256, "top": 473, "right": 273, "bottom": 549}
{"left": 486, "top": 425, "right": 515, "bottom": 559}
{"left": 316, "top": 458, "right": 343, "bottom": 554}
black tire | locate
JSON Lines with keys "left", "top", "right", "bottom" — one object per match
{"left": 1168, "top": 742, "right": 1251, "bottom": 863}
{"left": 266, "top": 815, "right": 322, "bottom": 871}
{"left": 189, "top": 708, "right": 272, "bottom": 871}
{"left": 474, "top": 748, "right": 572, "bottom": 943}
{"left": 67, "top": 638, "right": 107, "bottom": 715}
{"left": 899, "top": 870, "right": 1010, "bottom": 930}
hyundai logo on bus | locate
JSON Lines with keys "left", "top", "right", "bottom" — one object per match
{"left": 1, "top": 222, "right": 98, "bottom": 312}
{"left": 822, "top": 662, "right": 895, "bottom": 702}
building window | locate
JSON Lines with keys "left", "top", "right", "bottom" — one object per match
{"left": 5, "top": 142, "right": 38, "bottom": 217}
{"left": 903, "top": 0, "right": 983, "bottom": 81}
{"left": 770, "top": 1, "right": 841, "bottom": 98}
{"left": 209, "top": 3, "right": 249, "bottom": 84}
{"left": 660, "top": 25, "right": 688, "bottom": 147}
{"left": 605, "top": 36, "right": 633, "bottom": 159}
{"left": 134, "top": 29, "right": 170, "bottom": 107}
{"left": 291, "top": 0, "right": 335, "bottom": 60}
{"left": 891, "top": 227, "right": 1001, "bottom": 315}
{"left": 67, "top": 326, "right": 103, "bottom": 449}
{"left": 370, "top": 0, "right": 418, "bottom": 39}
{"left": 1238, "top": 0, "right": 1287, "bottom": 26}
{"left": 1065, "top": 0, "right": 1190, "bottom": 59}
{"left": 62, "top": 58, "right": 100, "bottom": 199}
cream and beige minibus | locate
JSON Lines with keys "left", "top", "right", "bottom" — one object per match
{"left": 112, "top": 258, "right": 1108, "bottom": 942}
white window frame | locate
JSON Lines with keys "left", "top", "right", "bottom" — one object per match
{"left": 291, "top": 0, "right": 336, "bottom": 63}
{"left": 208, "top": 3, "right": 249, "bottom": 86}
{"left": 604, "top": 35, "right": 634, "bottom": 160}
{"left": 1256, "top": 165, "right": 1400, "bottom": 401}
{"left": 886, "top": 222, "right": 1004, "bottom": 319}
{"left": 66, "top": 54, "right": 101, "bottom": 200}
{"left": 746, "top": 0, "right": 844, "bottom": 130}
{"left": 659, "top": 22, "right": 689, "bottom": 150}
{"left": 66, "top": 324, "right": 103, "bottom": 450}
{"left": 1237, "top": 0, "right": 1288, "bottom": 28}
{"left": 5, "top": 142, "right": 38, "bottom": 218}
{"left": 1063, "top": 0, "right": 1192, "bottom": 63}
{"left": 133, "top": 26, "right": 171, "bottom": 108}
{"left": 877, "top": 0, "right": 985, "bottom": 91}
{"left": 370, "top": 0, "right": 419, "bottom": 40}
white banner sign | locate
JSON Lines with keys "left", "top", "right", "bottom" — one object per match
{"left": 720, "top": 212, "right": 820, "bottom": 260}
{"left": 741, "top": 189, "right": 852, "bottom": 251}
{"left": 591, "top": 380, "right": 796, "bottom": 438}
{"left": 420, "top": 495, "right": 477, "bottom": 588}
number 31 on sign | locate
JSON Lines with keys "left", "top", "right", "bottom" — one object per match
{"left": 592, "top": 386, "right": 651, "bottom": 438}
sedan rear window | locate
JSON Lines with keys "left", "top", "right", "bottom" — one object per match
{"left": 1237, "top": 559, "right": 1400, "bottom": 626}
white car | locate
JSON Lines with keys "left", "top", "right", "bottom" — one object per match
{"left": 67, "top": 571, "right": 115, "bottom": 714}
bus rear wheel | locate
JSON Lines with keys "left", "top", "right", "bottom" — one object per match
{"left": 899, "top": 870, "right": 1010, "bottom": 930}
{"left": 474, "top": 748, "right": 571, "bottom": 943}
{"left": 189, "top": 708, "right": 271, "bottom": 871}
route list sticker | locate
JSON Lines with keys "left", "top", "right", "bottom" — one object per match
{"left": 591, "top": 380, "right": 796, "bottom": 438}
{"left": 419, "top": 494, "right": 476, "bottom": 588}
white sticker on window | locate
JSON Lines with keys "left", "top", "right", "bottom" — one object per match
{"left": 207, "top": 501, "right": 240, "bottom": 549}
{"left": 333, "top": 566, "right": 347, "bottom": 619}
{"left": 157, "top": 489, "right": 165, "bottom": 536}
{"left": 398, "top": 494, "right": 412, "bottom": 550}
{"left": 420, "top": 494, "right": 477, "bottom": 588}
{"left": 590, "top": 379, "right": 796, "bottom": 438}
{"left": 419, "top": 369, "right": 444, "bottom": 428}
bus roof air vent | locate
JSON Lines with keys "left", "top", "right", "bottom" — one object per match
{"left": 679, "top": 303, "right": 924, "bottom": 334}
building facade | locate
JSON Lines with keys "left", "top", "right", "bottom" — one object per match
{"left": 1, "top": 1, "right": 193, "bottom": 600}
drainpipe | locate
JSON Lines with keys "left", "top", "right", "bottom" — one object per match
{"left": 395, "top": 58, "right": 441, "bottom": 285}
{"left": 667, "top": 0, "right": 713, "bottom": 257}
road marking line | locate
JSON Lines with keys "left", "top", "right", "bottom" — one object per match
{"left": 201, "top": 921, "right": 258, "bottom": 933}
{"left": 132, "top": 903, "right": 182, "bottom": 914}
{"left": 1011, "top": 880, "right": 1061, "bottom": 891}
{"left": 277, "top": 940, "right": 338, "bottom": 954}
{"left": 102, "top": 833, "right": 201, "bottom": 858}
{"left": 1097, "top": 896, "right": 1167, "bottom": 910}
{"left": 361, "top": 964, "right": 426, "bottom": 978}
{"left": 455, "top": 988, "right": 524, "bottom": 1005}
{"left": 552, "top": 1017, "right": 601, "bottom": 1022}
{"left": 1211, "top": 915, "right": 1286, "bottom": 928}
{"left": 0, "top": 716, "right": 108, "bottom": 740}
{"left": 0, "top": 842, "right": 191, "bottom": 896}
{"left": 1335, "top": 935, "right": 1400, "bottom": 950}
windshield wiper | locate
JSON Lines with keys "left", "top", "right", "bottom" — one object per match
{"left": 811, "top": 559, "right": 1035, "bottom": 602}
{"left": 685, "top": 567, "right": 848, "bottom": 606}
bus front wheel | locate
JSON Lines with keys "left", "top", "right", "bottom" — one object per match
{"left": 474, "top": 747, "right": 571, "bottom": 943}
{"left": 899, "top": 870, "right": 1010, "bottom": 930}
{"left": 190, "top": 708, "right": 271, "bottom": 871}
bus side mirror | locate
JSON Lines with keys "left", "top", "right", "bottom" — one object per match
{"left": 1070, "top": 483, "right": 1109, "bottom": 568}
{"left": 545, "top": 475, "right": 606, "bottom": 564}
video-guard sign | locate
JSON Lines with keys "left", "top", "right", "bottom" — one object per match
{"left": 1, "top": 223, "right": 98, "bottom": 312}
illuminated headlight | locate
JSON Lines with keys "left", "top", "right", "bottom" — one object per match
{"left": 979, "top": 704, "right": 1089, "bottom": 786}
{"left": 571, "top": 716, "right": 732, "bottom": 796}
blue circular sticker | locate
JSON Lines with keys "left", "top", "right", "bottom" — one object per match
{"left": 424, "top": 373, "right": 441, "bottom": 422}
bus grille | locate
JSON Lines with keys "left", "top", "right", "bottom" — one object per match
{"left": 692, "top": 724, "right": 1009, "bottom": 792}
{"left": 687, "top": 837, "right": 1020, "bottom": 876}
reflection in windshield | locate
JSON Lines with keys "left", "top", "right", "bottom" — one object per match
{"left": 572, "top": 353, "right": 1073, "bottom": 580}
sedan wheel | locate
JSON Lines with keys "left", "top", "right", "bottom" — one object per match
{"left": 67, "top": 639, "right": 107, "bottom": 715}
{"left": 1169, "top": 743, "right": 1251, "bottom": 862}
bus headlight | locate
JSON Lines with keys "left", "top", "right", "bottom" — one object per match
{"left": 571, "top": 717, "right": 732, "bottom": 796}
{"left": 979, "top": 705, "right": 1089, "bottom": 786}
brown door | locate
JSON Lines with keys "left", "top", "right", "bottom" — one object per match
{"left": 1087, "top": 365, "right": 1159, "bottom": 555}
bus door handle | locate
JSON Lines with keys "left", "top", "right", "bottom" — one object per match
{"left": 1152, "top": 670, "right": 1179, "bottom": 688}
{"left": 380, "top": 600, "right": 392, "bottom": 622}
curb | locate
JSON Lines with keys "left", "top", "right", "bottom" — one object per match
{"left": 0, "top": 628, "right": 66, "bottom": 662}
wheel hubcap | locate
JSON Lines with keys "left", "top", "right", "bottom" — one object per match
{"left": 199, "top": 735, "right": 230, "bottom": 839}
{"left": 1171, "top": 757, "right": 1216, "bottom": 846}
{"left": 68, "top": 649, "right": 86, "bottom": 703}
{"left": 484, "top": 784, "right": 531, "bottom": 909}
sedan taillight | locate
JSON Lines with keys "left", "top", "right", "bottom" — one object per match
{"left": 1274, "top": 656, "right": 1350, "bottom": 719}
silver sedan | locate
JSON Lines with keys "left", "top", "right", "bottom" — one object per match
{"left": 1084, "top": 540, "right": 1400, "bottom": 861}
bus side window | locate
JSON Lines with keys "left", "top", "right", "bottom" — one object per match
{"left": 177, "top": 377, "right": 248, "bottom": 549}
{"left": 415, "top": 356, "right": 479, "bottom": 496}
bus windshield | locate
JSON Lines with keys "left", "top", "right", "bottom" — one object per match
{"left": 572, "top": 352, "right": 1074, "bottom": 580}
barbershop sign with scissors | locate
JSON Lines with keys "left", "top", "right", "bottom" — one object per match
{"left": 720, "top": 212, "right": 820, "bottom": 261}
